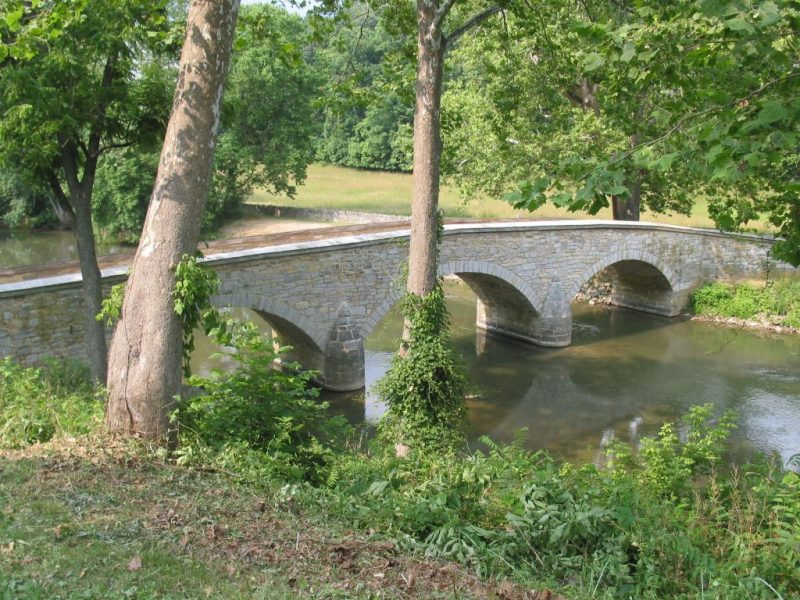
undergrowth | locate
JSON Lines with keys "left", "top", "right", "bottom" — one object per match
{"left": 174, "top": 319, "right": 352, "bottom": 485}
{"left": 2, "top": 350, "right": 799, "bottom": 597}
{"left": 692, "top": 278, "right": 800, "bottom": 328}
{"left": 0, "top": 357, "right": 102, "bottom": 448}
{"left": 377, "top": 283, "right": 468, "bottom": 453}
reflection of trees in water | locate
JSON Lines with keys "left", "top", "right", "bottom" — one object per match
{"left": 463, "top": 303, "right": 800, "bottom": 464}
{"left": 0, "top": 230, "right": 121, "bottom": 268}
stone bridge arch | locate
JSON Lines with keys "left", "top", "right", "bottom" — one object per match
{"left": 567, "top": 250, "right": 685, "bottom": 316}
{"left": 360, "top": 260, "right": 570, "bottom": 347}
{"left": 212, "top": 292, "right": 327, "bottom": 374}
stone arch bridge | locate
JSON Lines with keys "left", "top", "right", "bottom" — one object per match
{"left": 0, "top": 221, "right": 791, "bottom": 390}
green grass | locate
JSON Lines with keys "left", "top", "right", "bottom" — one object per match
{"left": 692, "top": 277, "right": 800, "bottom": 328}
{"left": 0, "top": 439, "right": 531, "bottom": 600}
{"left": 256, "top": 164, "right": 730, "bottom": 229}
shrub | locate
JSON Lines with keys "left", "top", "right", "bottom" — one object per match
{"left": 376, "top": 283, "right": 468, "bottom": 452}
{"left": 692, "top": 278, "right": 800, "bottom": 327}
{"left": 0, "top": 358, "right": 101, "bottom": 448}
{"left": 175, "top": 320, "right": 352, "bottom": 484}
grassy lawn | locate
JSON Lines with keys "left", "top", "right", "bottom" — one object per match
{"left": 0, "top": 437, "right": 538, "bottom": 600}
{"left": 254, "top": 164, "right": 733, "bottom": 229}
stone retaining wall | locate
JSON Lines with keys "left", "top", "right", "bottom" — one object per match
{"left": 242, "top": 203, "right": 410, "bottom": 224}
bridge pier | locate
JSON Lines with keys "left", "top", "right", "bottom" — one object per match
{"left": 322, "top": 303, "right": 365, "bottom": 391}
{"left": 469, "top": 276, "right": 572, "bottom": 347}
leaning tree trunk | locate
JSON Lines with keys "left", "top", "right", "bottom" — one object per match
{"left": 407, "top": 0, "right": 446, "bottom": 300}
{"left": 106, "top": 0, "right": 240, "bottom": 439}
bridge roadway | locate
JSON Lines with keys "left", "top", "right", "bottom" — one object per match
{"left": 0, "top": 219, "right": 792, "bottom": 390}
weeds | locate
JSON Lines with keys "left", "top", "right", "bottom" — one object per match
{"left": 692, "top": 278, "right": 800, "bottom": 328}
{"left": 0, "top": 357, "right": 101, "bottom": 449}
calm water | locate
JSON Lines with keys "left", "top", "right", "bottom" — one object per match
{"left": 192, "top": 281, "right": 800, "bottom": 466}
{"left": 0, "top": 229, "right": 124, "bottom": 268}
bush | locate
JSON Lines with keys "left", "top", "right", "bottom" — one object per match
{"left": 175, "top": 320, "right": 352, "bottom": 484}
{"left": 0, "top": 358, "right": 101, "bottom": 448}
{"left": 692, "top": 278, "right": 800, "bottom": 327}
{"left": 376, "top": 283, "right": 468, "bottom": 452}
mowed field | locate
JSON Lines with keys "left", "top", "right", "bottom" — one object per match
{"left": 253, "top": 163, "right": 730, "bottom": 229}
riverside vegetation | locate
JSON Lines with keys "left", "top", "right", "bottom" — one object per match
{"left": 2, "top": 308, "right": 799, "bottom": 598}
{"left": 692, "top": 278, "right": 800, "bottom": 330}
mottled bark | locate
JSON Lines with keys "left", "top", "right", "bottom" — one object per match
{"left": 106, "top": 0, "right": 240, "bottom": 439}
{"left": 407, "top": 0, "right": 446, "bottom": 299}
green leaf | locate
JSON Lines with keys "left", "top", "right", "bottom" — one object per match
{"left": 4, "top": 7, "right": 24, "bottom": 30}
{"left": 620, "top": 42, "right": 636, "bottom": 63}
{"left": 552, "top": 192, "right": 573, "bottom": 207}
{"left": 650, "top": 152, "right": 679, "bottom": 172}
{"left": 724, "top": 16, "right": 755, "bottom": 33}
{"left": 753, "top": 100, "right": 789, "bottom": 127}
{"left": 582, "top": 52, "right": 605, "bottom": 72}
{"left": 757, "top": 1, "right": 780, "bottom": 26}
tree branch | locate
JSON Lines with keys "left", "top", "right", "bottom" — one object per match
{"left": 576, "top": 70, "right": 800, "bottom": 181}
{"left": 434, "top": 0, "right": 459, "bottom": 33}
{"left": 98, "top": 140, "right": 137, "bottom": 154}
{"left": 343, "top": 6, "right": 370, "bottom": 77}
{"left": 445, "top": 5, "right": 502, "bottom": 50}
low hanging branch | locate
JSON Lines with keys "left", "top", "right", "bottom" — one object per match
{"left": 575, "top": 69, "right": 800, "bottom": 183}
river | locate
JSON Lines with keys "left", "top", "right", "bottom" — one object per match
{"left": 190, "top": 280, "right": 800, "bottom": 466}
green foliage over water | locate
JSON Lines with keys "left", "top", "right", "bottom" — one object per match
{"left": 175, "top": 319, "right": 351, "bottom": 485}
{"left": 692, "top": 278, "right": 800, "bottom": 328}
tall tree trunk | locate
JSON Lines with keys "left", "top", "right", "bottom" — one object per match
{"left": 71, "top": 189, "right": 107, "bottom": 383}
{"left": 58, "top": 143, "right": 108, "bottom": 383}
{"left": 106, "top": 0, "right": 240, "bottom": 439}
{"left": 407, "top": 0, "right": 446, "bottom": 299}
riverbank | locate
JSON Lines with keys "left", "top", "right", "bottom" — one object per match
{"left": 691, "top": 279, "right": 800, "bottom": 333}
{"left": 2, "top": 358, "right": 799, "bottom": 599}
{"left": 1, "top": 436, "right": 550, "bottom": 600}
{"left": 576, "top": 276, "right": 800, "bottom": 335}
